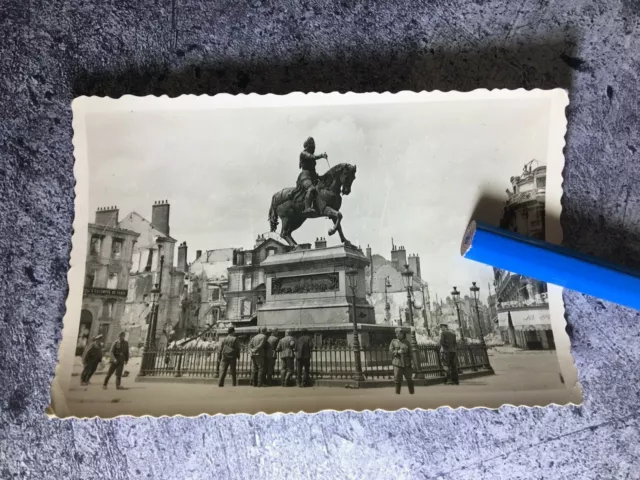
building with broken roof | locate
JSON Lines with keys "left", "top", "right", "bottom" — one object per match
{"left": 364, "top": 240, "right": 433, "bottom": 334}
{"left": 184, "top": 247, "right": 237, "bottom": 336}
{"left": 117, "top": 200, "right": 187, "bottom": 348}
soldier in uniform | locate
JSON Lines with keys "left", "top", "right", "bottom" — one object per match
{"left": 298, "top": 137, "right": 328, "bottom": 215}
{"left": 103, "top": 332, "right": 129, "bottom": 390}
{"left": 249, "top": 326, "right": 268, "bottom": 387}
{"left": 439, "top": 323, "right": 459, "bottom": 385}
{"left": 218, "top": 327, "right": 240, "bottom": 387}
{"left": 295, "top": 328, "right": 314, "bottom": 387}
{"left": 80, "top": 334, "right": 103, "bottom": 385}
{"left": 389, "top": 327, "right": 415, "bottom": 395}
{"left": 265, "top": 328, "right": 280, "bottom": 386}
{"left": 276, "top": 329, "right": 296, "bottom": 387}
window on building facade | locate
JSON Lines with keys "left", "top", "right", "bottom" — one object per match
{"left": 85, "top": 270, "right": 96, "bottom": 288}
{"left": 98, "top": 323, "right": 110, "bottom": 340}
{"left": 151, "top": 248, "right": 159, "bottom": 271}
{"left": 245, "top": 253, "right": 252, "bottom": 265}
{"left": 206, "top": 308, "right": 220, "bottom": 325}
{"left": 107, "top": 273, "right": 118, "bottom": 289}
{"left": 90, "top": 235, "right": 102, "bottom": 256}
{"left": 209, "top": 287, "right": 220, "bottom": 302}
{"left": 145, "top": 249, "right": 154, "bottom": 272}
{"left": 536, "top": 176, "right": 546, "bottom": 189}
{"left": 103, "top": 300, "right": 115, "bottom": 319}
{"left": 244, "top": 275, "right": 252, "bottom": 291}
{"left": 111, "top": 239, "right": 123, "bottom": 259}
{"left": 130, "top": 251, "right": 140, "bottom": 274}
{"left": 241, "top": 298, "right": 252, "bottom": 317}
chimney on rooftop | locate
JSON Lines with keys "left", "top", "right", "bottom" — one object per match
{"left": 151, "top": 200, "right": 170, "bottom": 236}
{"left": 315, "top": 237, "right": 327, "bottom": 249}
{"left": 177, "top": 242, "right": 188, "bottom": 272}
{"left": 95, "top": 206, "right": 119, "bottom": 227}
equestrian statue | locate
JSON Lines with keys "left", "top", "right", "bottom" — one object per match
{"left": 268, "top": 137, "right": 357, "bottom": 249}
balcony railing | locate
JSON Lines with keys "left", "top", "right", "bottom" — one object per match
{"left": 139, "top": 343, "right": 492, "bottom": 380}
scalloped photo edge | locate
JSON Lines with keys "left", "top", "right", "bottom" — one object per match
{"left": 49, "top": 89, "right": 581, "bottom": 419}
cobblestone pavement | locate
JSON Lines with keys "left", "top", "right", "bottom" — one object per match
{"left": 62, "top": 349, "right": 573, "bottom": 418}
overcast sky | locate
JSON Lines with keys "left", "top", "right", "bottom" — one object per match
{"left": 86, "top": 95, "right": 551, "bottom": 302}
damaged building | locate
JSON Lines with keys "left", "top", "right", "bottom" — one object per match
{"left": 364, "top": 241, "right": 432, "bottom": 333}
{"left": 78, "top": 206, "right": 140, "bottom": 355}
{"left": 117, "top": 200, "right": 187, "bottom": 348}
{"left": 183, "top": 247, "right": 237, "bottom": 338}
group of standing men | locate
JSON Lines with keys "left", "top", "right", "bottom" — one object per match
{"left": 217, "top": 326, "right": 314, "bottom": 388}
{"left": 388, "top": 323, "right": 460, "bottom": 395}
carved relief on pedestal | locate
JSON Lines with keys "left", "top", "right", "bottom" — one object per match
{"left": 271, "top": 273, "right": 340, "bottom": 295}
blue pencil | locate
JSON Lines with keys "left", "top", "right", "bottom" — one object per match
{"left": 461, "top": 220, "right": 640, "bottom": 311}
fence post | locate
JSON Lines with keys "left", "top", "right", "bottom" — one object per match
{"left": 175, "top": 352, "right": 183, "bottom": 377}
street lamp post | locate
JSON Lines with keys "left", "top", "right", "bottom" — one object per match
{"left": 470, "top": 282, "right": 494, "bottom": 372}
{"left": 140, "top": 240, "right": 165, "bottom": 376}
{"left": 402, "top": 265, "right": 424, "bottom": 379}
{"left": 346, "top": 268, "right": 365, "bottom": 382}
{"left": 451, "top": 286, "right": 476, "bottom": 372}
{"left": 384, "top": 276, "right": 392, "bottom": 323}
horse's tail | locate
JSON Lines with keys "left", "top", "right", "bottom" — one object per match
{"left": 268, "top": 193, "right": 279, "bottom": 233}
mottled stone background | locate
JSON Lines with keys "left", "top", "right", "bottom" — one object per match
{"left": 2, "top": 1, "right": 640, "bottom": 479}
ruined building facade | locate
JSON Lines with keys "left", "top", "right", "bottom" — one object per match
{"left": 78, "top": 207, "right": 139, "bottom": 355}
{"left": 117, "top": 201, "right": 186, "bottom": 348}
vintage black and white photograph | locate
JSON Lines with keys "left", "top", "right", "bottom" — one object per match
{"left": 52, "top": 90, "right": 579, "bottom": 418}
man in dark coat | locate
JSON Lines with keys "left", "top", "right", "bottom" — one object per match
{"left": 276, "top": 329, "right": 296, "bottom": 387}
{"left": 218, "top": 327, "right": 240, "bottom": 387}
{"left": 80, "top": 334, "right": 103, "bottom": 385}
{"left": 295, "top": 329, "right": 313, "bottom": 387}
{"left": 103, "top": 331, "right": 129, "bottom": 390}
{"left": 265, "top": 328, "right": 280, "bottom": 386}
{"left": 439, "top": 323, "right": 459, "bottom": 385}
{"left": 389, "top": 327, "right": 415, "bottom": 394}
{"left": 249, "top": 326, "right": 268, "bottom": 387}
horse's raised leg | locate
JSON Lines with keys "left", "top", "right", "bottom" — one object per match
{"left": 325, "top": 207, "right": 342, "bottom": 237}
{"left": 324, "top": 207, "right": 352, "bottom": 247}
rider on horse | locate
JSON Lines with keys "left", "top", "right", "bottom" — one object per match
{"left": 298, "top": 137, "right": 328, "bottom": 215}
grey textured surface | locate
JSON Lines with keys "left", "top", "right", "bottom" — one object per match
{"left": 2, "top": 1, "right": 640, "bottom": 479}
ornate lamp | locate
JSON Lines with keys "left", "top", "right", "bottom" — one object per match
{"left": 401, "top": 264, "right": 414, "bottom": 290}
{"left": 345, "top": 268, "right": 364, "bottom": 382}
{"left": 402, "top": 265, "right": 422, "bottom": 378}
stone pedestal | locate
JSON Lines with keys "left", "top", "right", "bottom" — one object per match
{"left": 218, "top": 244, "right": 404, "bottom": 347}
{"left": 259, "top": 244, "right": 375, "bottom": 329}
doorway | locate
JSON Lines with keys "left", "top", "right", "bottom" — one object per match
{"left": 76, "top": 309, "right": 93, "bottom": 356}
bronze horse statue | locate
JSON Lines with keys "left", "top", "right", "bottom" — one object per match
{"left": 268, "top": 163, "right": 357, "bottom": 249}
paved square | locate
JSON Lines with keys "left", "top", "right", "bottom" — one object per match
{"left": 63, "top": 349, "right": 572, "bottom": 418}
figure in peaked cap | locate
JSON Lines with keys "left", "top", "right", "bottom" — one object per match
{"left": 388, "top": 328, "right": 415, "bottom": 395}
{"left": 103, "top": 331, "right": 129, "bottom": 390}
{"left": 439, "top": 323, "right": 459, "bottom": 385}
{"left": 265, "top": 328, "right": 280, "bottom": 386}
{"left": 80, "top": 333, "right": 104, "bottom": 386}
{"left": 276, "top": 329, "right": 296, "bottom": 387}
